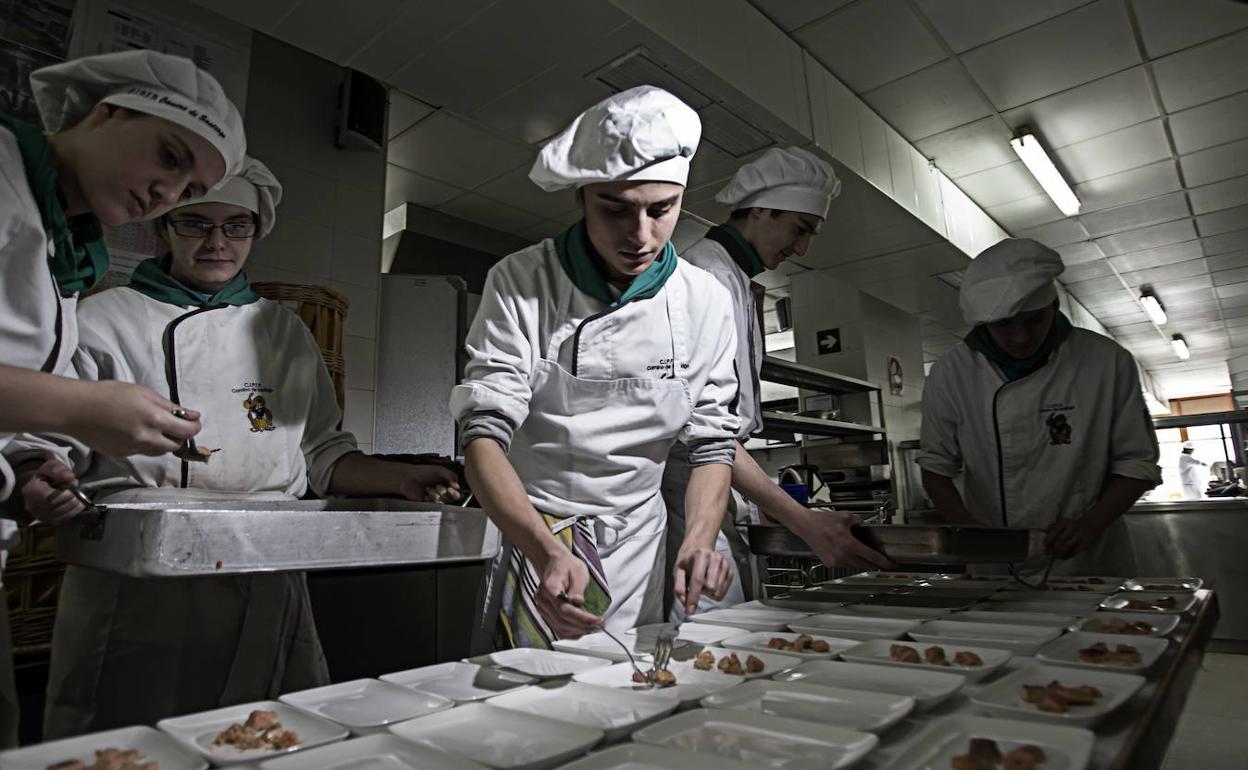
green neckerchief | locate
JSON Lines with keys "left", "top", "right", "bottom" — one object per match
{"left": 0, "top": 114, "right": 109, "bottom": 294}
{"left": 128, "top": 254, "right": 260, "bottom": 308}
{"left": 705, "top": 223, "right": 766, "bottom": 278}
{"left": 966, "top": 310, "right": 1074, "bottom": 383}
{"left": 553, "top": 220, "right": 676, "bottom": 307}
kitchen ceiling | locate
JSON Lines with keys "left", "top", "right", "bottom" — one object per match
{"left": 195, "top": 0, "right": 1248, "bottom": 399}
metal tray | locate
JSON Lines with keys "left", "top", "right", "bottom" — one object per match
{"left": 747, "top": 524, "right": 1042, "bottom": 565}
{"left": 55, "top": 498, "right": 500, "bottom": 577}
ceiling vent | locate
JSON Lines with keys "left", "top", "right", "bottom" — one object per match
{"left": 592, "top": 48, "right": 775, "bottom": 158}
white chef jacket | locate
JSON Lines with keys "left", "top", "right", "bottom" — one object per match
{"left": 15, "top": 286, "right": 357, "bottom": 496}
{"left": 1179, "top": 453, "right": 1205, "bottom": 499}
{"left": 919, "top": 328, "right": 1161, "bottom": 574}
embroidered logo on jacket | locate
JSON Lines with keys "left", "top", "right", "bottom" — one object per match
{"left": 243, "top": 393, "right": 276, "bottom": 432}
{"left": 1046, "top": 411, "right": 1073, "bottom": 445}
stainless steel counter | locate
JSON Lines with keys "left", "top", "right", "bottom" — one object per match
{"left": 1125, "top": 500, "right": 1248, "bottom": 642}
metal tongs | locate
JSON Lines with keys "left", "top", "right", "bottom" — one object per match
{"left": 50, "top": 481, "right": 107, "bottom": 521}
{"left": 170, "top": 408, "right": 216, "bottom": 463}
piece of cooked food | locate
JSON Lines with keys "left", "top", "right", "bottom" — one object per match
{"left": 212, "top": 710, "right": 301, "bottom": 752}
{"left": 718, "top": 652, "right": 745, "bottom": 675}
{"left": 693, "top": 650, "right": 716, "bottom": 671}
{"left": 1090, "top": 617, "right": 1154, "bottom": 635}
{"left": 767, "top": 637, "right": 789, "bottom": 649}
{"left": 925, "top": 645, "right": 951, "bottom": 666}
{"left": 1002, "top": 744, "right": 1047, "bottom": 770}
{"left": 745, "top": 654, "right": 765, "bottom": 673}
{"left": 953, "top": 650, "right": 984, "bottom": 667}
{"left": 968, "top": 738, "right": 1003, "bottom": 763}
{"left": 48, "top": 747, "right": 161, "bottom": 770}
{"left": 890, "top": 644, "right": 921, "bottom": 663}
{"left": 245, "top": 710, "right": 278, "bottom": 731}
{"left": 810, "top": 639, "right": 831, "bottom": 653}
{"left": 654, "top": 669, "right": 677, "bottom": 686}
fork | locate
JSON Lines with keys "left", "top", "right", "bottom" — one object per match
{"left": 170, "top": 408, "right": 213, "bottom": 463}
{"left": 555, "top": 591, "right": 649, "bottom": 684}
{"left": 650, "top": 624, "right": 680, "bottom": 680}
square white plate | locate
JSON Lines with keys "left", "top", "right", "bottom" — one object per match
{"left": 721, "top": 630, "right": 859, "bottom": 660}
{"left": 986, "top": 592, "right": 1105, "bottom": 611}
{"left": 838, "top": 639, "right": 1012, "bottom": 683}
{"left": 557, "top": 743, "right": 757, "bottom": 770}
{"left": 688, "top": 608, "right": 811, "bottom": 632}
{"left": 909, "top": 620, "right": 1061, "bottom": 655}
{"left": 1035, "top": 631, "right": 1168, "bottom": 673}
{"left": 1099, "top": 591, "right": 1199, "bottom": 614}
{"left": 478, "top": 648, "right": 611, "bottom": 679}
{"left": 157, "top": 700, "right": 348, "bottom": 765}
{"left": 627, "top": 622, "right": 743, "bottom": 646}
{"left": 381, "top": 662, "right": 533, "bottom": 703}
{"left": 388, "top": 702, "right": 602, "bottom": 770}
{"left": 701, "top": 678, "right": 914, "bottom": 732}
{"left": 0, "top": 725, "right": 208, "bottom": 770}
{"left": 280, "top": 679, "right": 452, "bottom": 734}
{"left": 257, "top": 734, "right": 486, "bottom": 770}
{"left": 1122, "top": 577, "right": 1202, "bottom": 592}
{"left": 488, "top": 681, "right": 677, "bottom": 741}
{"left": 788, "top": 613, "right": 919, "bottom": 641}
{"left": 633, "top": 708, "right": 878, "bottom": 770}
{"left": 981, "top": 600, "right": 1101, "bottom": 615}
{"left": 572, "top": 661, "right": 736, "bottom": 707}
{"left": 948, "top": 610, "right": 1080, "bottom": 629}
{"left": 971, "top": 663, "right": 1146, "bottom": 728}
{"left": 553, "top": 631, "right": 656, "bottom": 664}
{"left": 887, "top": 714, "right": 1094, "bottom": 770}
{"left": 828, "top": 604, "right": 951, "bottom": 620}
{"left": 1076, "top": 612, "right": 1180, "bottom": 637}
{"left": 774, "top": 660, "right": 963, "bottom": 711}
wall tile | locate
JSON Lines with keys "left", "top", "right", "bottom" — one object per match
{"left": 331, "top": 230, "right": 382, "bottom": 290}
{"left": 344, "top": 387, "right": 375, "bottom": 445}
{"left": 332, "top": 280, "right": 379, "bottom": 340}
{"left": 344, "top": 334, "right": 376, "bottom": 391}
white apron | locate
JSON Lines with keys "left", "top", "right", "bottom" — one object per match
{"left": 505, "top": 277, "right": 693, "bottom": 634}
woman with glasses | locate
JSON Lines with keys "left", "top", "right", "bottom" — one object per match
{"left": 15, "top": 157, "right": 461, "bottom": 737}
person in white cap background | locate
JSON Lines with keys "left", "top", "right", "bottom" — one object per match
{"left": 662, "top": 147, "right": 891, "bottom": 618}
{"left": 919, "top": 238, "right": 1161, "bottom": 576}
{"left": 12, "top": 156, "right": 461, "bottom": 737}
{"left": 0, "top": 48, "right": 244, "bottom": 747}
{"left": 451, "top": 85, "right": 741, "bottom": 645}
{"left": 1179, "top": 442, "right": 1206, "bottom": 500}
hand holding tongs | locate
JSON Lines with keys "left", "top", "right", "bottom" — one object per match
{"left": 170, "top": 407, "right": 215, "bottom": 463}
{"left": 49, "top": 480, "right": 107, "bottom": 522}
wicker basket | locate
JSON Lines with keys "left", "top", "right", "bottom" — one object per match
{"left": 252, "top": 282, "right": 350, "bottom": 411}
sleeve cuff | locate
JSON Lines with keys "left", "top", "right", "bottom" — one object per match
{"left": 686, "top": 438, "right": 736, "bottom": 466}
{"left": 1110, "top": 461, "right": 1162, "bottom": 486}
{"left": 459, "top": 411, "right": 516, "bottom": 453}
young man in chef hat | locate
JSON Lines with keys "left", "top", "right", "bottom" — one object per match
{"left": 0, "top": 49, "right": 245, "bottom": 747}
{"left": 451, "top": 86, "right": 741, "bottom": 645}
{"left": 919, "top": 238, "right": 1161, "bottom": 576}
{"left": 662, "top": 147, "right": 893, "bottom": 617}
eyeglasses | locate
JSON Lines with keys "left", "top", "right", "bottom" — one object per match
{"left": 169, "top": 219, "right": 257, "bottom": 240}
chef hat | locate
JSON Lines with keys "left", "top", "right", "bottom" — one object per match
{"left": 30, "top": 50, "right": 245, "bottom": 185}
{"left": 715, "top": 146, "right": 841, "bottom": 219}
{"left": 174, "top": 156, "right": 282, "bottom": 238}
{"left": 529, "top": 85, "right": 701, "bottom": 191}
{"left": 960, "top": 238, "right": 1065, "bottom": 325}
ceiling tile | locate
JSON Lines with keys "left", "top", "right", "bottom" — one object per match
{"left": 1208, "top": 249, "right": 1248, "bottom": 272}
{"left": 271, "top": 0, "right": 408, "bottom": 64}
{"left": 1065, "top": 274, "right": 1125, "bottom": 296}
{"left": 1107, "top": 240, "right": 1204, "bottom": 272}
{"left": 795, "top": 0, "right": 946, "bottom": 92}
{"left": 1079, "top": 192, "right": 1190, "bottom": 238}
{"left": 956, "top": 161, "right": 1044, "bottom": 208}
{"left": 388, "top": 111, "right": 532, "bottom": 189}
{"left": 960, "top": 0, "right": 1140, "bottom": 110}
{"left": 1095, "top": 218, "right": 1197, "bottom": 256}
{"left": 914, "top": 117, "right": 1016, "bottom": 179}
{"left": 861, "top": 61, "right": 993, "bottom": 142}
{"left": 749, "top": 0, "right": 853, "bottom": 31}
{"left": 517, "top": 219, "right": 565, "bottom": 242}
{"left": 1001, "top": 67, "right": 1159, "bottom": 150}
{"left": 388, "top": 92, "right": 436, "bottom": 140}
{"left": 1052, "top": 120, "right": 1171, "bottom": 184}
{"left": 473, "top": 165, "right": 578, "bottom": 220}
{"left": 437, "top": 192, "right": 542, "bottom": 235}
{"left": 1212, "top": 265, "right": 1248, "bottom": 286}
{"left": 1180, "top": 138, "right": 1248, "bottom": 188}
{"left": 471, "top": 70, "right": 613, "bottom": 147}
{"left": 913, "top": 0, "right": 1091, "bottom": 53}
{"left": 1153, "top": 29, "right": 1248, "bottom": 112}
{"left": 1055, "top": 240, "right": 1106, "bottom": 265}
{"left": 1123, "top": 258, "right": 1209, "bottom": 288}
{"left": 347, "top": 0, "right": 496, "bottom": 80}
{"left": 186, "top": 0, "right": 302, "bottom": 31}
{"left": 1190, "top": 176, "right": 1248, "bottom": 215}
{"left": 1169, "top": 91, "right": 1248, "bottom": 154}
{"left": 1198, "top": 205, "right": 1248, "bottom": 237}
{"left": 1133, "top": 0, "right": 1248, "bottom": 59}
{"left": 1216, "top": 281, "right": 1248, "bottom": 300}
{"left": 1203, "top": 228, "right": 1248, "bottom": 257}
{"left": 1017, "top": 218, "right": 1091, "bottom": 248}
{"left": 384, "top": 164, "right": 464, "bottom": 210}
{"left": 1073, "top": 161, "right": 1182, "bottom": 213}
{"left": 1062, "top": 260, "right": 1114, "bottom": 282}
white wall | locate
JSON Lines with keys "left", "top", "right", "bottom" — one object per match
{"left": 241, "top": 34, "right": 385, "bottom": 453}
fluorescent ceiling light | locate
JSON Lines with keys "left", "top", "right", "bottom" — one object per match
{"left": 1010, "top": 129, "right": 1081, "bottom": 216}
{"left": 1171, "top": 334, "right": 1190, "bottom": 361}
{"left": 1139, "top": 292, "right": 1167, "bottom": 326}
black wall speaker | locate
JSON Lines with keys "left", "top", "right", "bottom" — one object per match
{"left": 337, "top": 68, "right": 387, "bottom": 152}
{"left": 775, "top": 296, "right": 792, "bottom": 331}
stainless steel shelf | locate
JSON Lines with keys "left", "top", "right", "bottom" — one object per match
{"left": 759, "top": 410, "right": 885, "bottom": 438}
{"left": 759, "top": 356, "right": 880, "bottom": 395}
